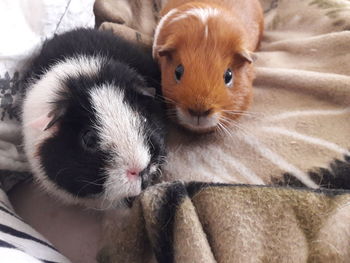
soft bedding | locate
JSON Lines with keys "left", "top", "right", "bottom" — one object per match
{"left": 96, "top": 0, "right": 350, "bottom": 262}
{"left": 95, "top": 0, "right": 350, "bottom": 188}
{"left": 0, "top": 0, "right": 350, "bottom": 262}
{"left": 99, "top": 182, "right": 350, "bottom": 263}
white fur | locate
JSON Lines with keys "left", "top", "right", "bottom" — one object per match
{"left": 204, "top": 24, "right": 209, "bottom": 39}
{"left": 90, "top": 84, "right": 151, "bottom": 206}
{"left": 172, "top": 7, "right": 220, "bottom": 24}
{"left": 159, "top": 7, "right": 220, "bottom": 44}
{"left": 153, "top": 7, "right": 220, "bottom": 57}
{"left": 22, "top": 56, "right": 104, "bottom": 206}
{"left": 176, "top": 107, "right": 219, "bottom": 131}
{"left": 152, "top": 8, "right": 179, "bottom": 58}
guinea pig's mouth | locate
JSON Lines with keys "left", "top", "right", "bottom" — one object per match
{"left": 175, "top": 107, "right": 219, "bottom": 133}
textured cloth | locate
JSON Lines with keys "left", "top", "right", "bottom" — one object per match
{"left": 0, "top": 188, "right": 70, "bottom": 263}
{"left": 98, "top": 182, "right": 350, "bottom": 263}
{"left": 95, "top": 0, "right": 350, "bottom": 189}
{"left": 94, "top": 0, "right": 350, "bottom": 262}
{"left": 93, "top": 0, "right": 167, "bottom": 49}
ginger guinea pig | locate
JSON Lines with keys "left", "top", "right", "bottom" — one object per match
{"left": 153, "top": 0, "right": 264, "bottom": 133}
{"left": 21, "top": 29, "right": 166, "bottom": 208}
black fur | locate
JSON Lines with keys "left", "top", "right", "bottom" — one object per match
{"left": 23, "top": 28, "right": 166, "bottom": 198}
{"left": 25, "top": 29, "right": 160, "bottom": 90}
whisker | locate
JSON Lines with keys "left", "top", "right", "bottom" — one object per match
{"left": 230, "top": 121, "right": 254, "bottom": 137}
{"left": 165, "top": 113, "right": 178, "bottom": 119}
{"left": 75, "top": 176, "right": 107, "bottom": 198}
{"left": 157, "top": 95, "right": 176, "bottom": 104}
{"left": 218, "top": 116, "right": 254, "bottom": 138}
{"left": 221, "top": 109, "right": 261, "bottom": 115}
{"left": 222, "top": 110, "right": 262, "bottom": 118}
{"left": 166, "top": 110, "right": 177, "bottom": 114}
{"left": 217, "top": 121, "right": 233, "bottom": 138}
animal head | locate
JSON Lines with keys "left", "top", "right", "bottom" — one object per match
{"left": 22, "top": 56, "right": 166, "bottom": 208}
{"left": 153, "top": 4, "right": 256, "bottom": 133}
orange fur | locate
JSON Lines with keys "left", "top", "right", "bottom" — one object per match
{"left": 154, "top": 0, "right": 264, "bottom": 133}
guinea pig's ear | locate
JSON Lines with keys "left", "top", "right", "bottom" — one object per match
{"left": 28, "top": 104, "right": 66, "bottom": 131}
{"left": 237, "top": 49, "right": 257, "bottom": 64}
{"left": 153, "top": 45, "right": 175, "bottom": 60}
{"left": 44, "top": 106, "right": 66, "bottom": 131}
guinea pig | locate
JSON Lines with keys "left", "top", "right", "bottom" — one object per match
{"left": 21, "top": 28, "right": 166, "bottom": 208}
{"left": 153, "top": 0, "right": 264, "bottom": 133}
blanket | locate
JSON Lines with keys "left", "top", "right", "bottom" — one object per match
{"left": 0, "top": 0, "right": 348, "bottom": 262}
{"left": 94, "top": 0, "right": 350, "bottom": 262}
{"left": 98, "top": 182, "right": 350, "bottom": 263}
{"left": 95, "top": 0, "right": 350, "bottom": 189}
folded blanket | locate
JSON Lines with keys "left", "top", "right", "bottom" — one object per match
{"left": 95, "top": 0, "right": 350, "bottom": 189}
{"left": 98, "top": 182, "right": 350, "bottom": 263}
{"left": 94, "top": 0, "right": 350, "bottom": 262}
{"left": 0, "top": 0, "right": 348, "bottom": 262}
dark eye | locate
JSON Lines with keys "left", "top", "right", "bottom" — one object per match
{"left": 224, "top": 68, "right": 233, "bottom": 87}
{"left": 174, "top": 64, "right": 184, "bottom": 82}
{"left": 81, "top": 130, "right": 98, "bottom": 151}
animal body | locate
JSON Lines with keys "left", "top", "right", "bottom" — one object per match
{"left": 21, "top": 28, "right": 166, "bottom": 208}
{"left": 153, "top": 0, "right": 264, "bottom": 133}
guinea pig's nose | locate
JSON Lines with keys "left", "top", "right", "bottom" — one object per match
{"left": 126, "top": 169, "right": 140, "bottom": 179}
{"left": 188, "top": 108, "right": 213, "bottom": 117}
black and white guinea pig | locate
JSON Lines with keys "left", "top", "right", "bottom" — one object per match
{"left": 21, "top": 28, "right": 166, "bottom": 208}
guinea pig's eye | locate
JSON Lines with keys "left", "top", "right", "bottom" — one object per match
{"left": 81, "top": 130, "right": 98, "bottom": 151}
{"left": 224, "top": 68, "right": 234, "bottom": 87}
{"left": 174, "top": 64, "right": 184, "bottom": 83}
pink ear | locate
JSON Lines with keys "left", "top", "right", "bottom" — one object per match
{"left": 153, "top": 45, "right": 175, "bottom": 59}
{"left": 238, "top": 49, "right": 257, "bottom": 63}
{"left": 28, "top": 114, "right": 52, "bottom": 131}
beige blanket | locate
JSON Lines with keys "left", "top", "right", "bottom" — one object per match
{"left": 98, "top": 182, "right": 350, "bottom": 263}
{"left": 95, "top": 0, "right": 350, "bottom": 189}
{"left": 94, "top": 0, "right": 350, "bottom": 262}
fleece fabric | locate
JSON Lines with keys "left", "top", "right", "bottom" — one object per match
{"left": 94, "top": 0, "right": 350, "bottom": 189}
{"left": 98, "top": 182, "right": 350, "bottom": 263}
{"left": 94, "top": 0, "right": 350, "bottom": 262}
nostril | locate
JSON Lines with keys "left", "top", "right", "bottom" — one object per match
{"left": 203, "top": 108, "right": 213, "bottom": 116}
{"left": 127, "top": 169, "right": 140, "bottom": 179}
{"left": 188, "top": 108, "right": 213, "bottom": 117}
{"left": 188, "top": 108, "right": 197, "bottom": 116}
